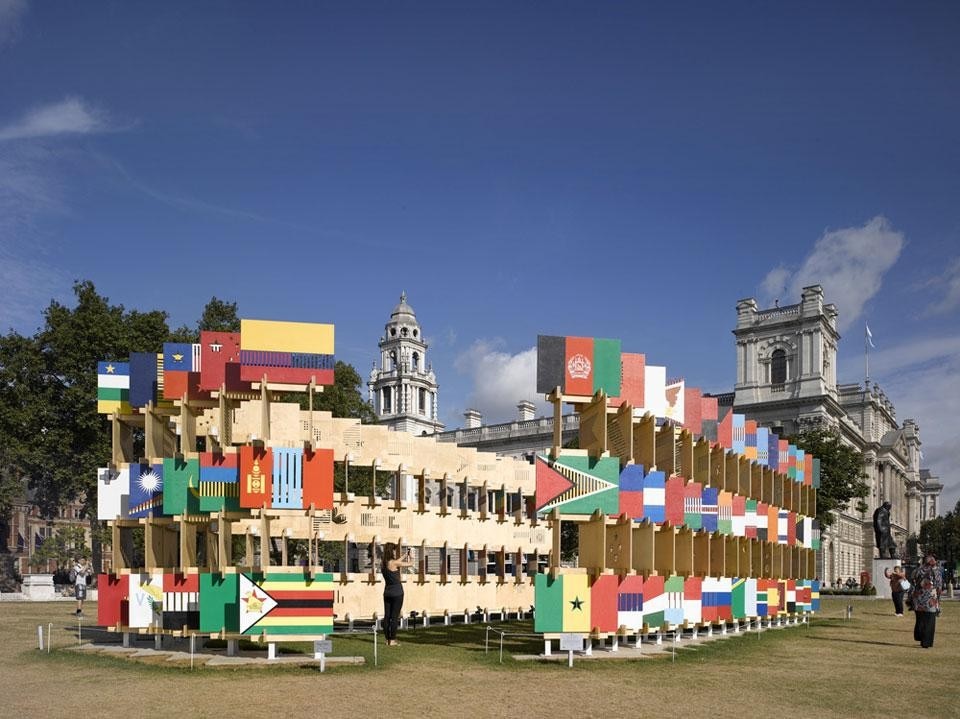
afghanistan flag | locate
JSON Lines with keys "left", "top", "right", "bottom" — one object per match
{"left": 536, "top": 335, "right": 621, "bottom": 397}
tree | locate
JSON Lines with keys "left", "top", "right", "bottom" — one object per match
{"left": 789, "top": 425, "right": 869, "bottom": 529}
{"left": 314, "top": 361, "right": 377, "bottom": 423}
{"left": 30, "top": 525, "right": 90, "bottom": 570}
{"left": 918, "top": 500, "right": 960, "bottom": 571}
{"left": 281, "top": 361, "right": 376, "bottom": 423}
{"left": 168, "top": 296, "right": 241, "bottom": 343}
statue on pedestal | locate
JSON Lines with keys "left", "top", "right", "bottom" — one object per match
{"left": 873, "top": 501, "right": 897, "bottom": 559}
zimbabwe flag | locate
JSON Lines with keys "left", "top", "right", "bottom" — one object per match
{"left": 240, "top": 571, "right": 334, "bottom": 637}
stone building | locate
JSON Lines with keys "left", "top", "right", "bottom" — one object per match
{"left": 367, "top": 293, "right": 444, "bottom": 436}
{"left": 730, "top": 284, "right": 941, "bottom": 585}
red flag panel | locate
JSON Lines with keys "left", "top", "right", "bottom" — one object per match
{"left": 240, "top": 445, "right": 273, "bottom": 508}
{"left": 564, "top": 336, "right": 594, "bottom": 396}
{"left": 303, "top": 447, "right": 334, "bottom": 510}
{"left": 590, "top": 574, "right": 619, "bottom": 633}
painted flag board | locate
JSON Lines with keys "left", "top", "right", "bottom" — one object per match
{"left": 536, "top": 335, "right": 622, "bottom": 397}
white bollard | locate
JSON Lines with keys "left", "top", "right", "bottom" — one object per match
{"left": 268, "top": 642, "right": 277, "bottom": 661}
{"left": 543, "top": 638, "right": 552, "bottom": 656}
{"left": 38, "top": 625, "right": 44, "bottom": 651}
{"left": 227, "top": 639, "right": 238, "bottom": 656}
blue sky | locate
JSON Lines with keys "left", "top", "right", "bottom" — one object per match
{"left": 1, "top": 2, "right": 958, "bottom": 509}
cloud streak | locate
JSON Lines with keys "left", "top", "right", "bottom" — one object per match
{"left": 454, "top": 340, "right": 550, "bottom": 424}
{"left": 921, "top": 257, "right": 960, "bottom": 317}
{"left": 760, "top": 216, "right": 904, "bottom": 332}
{"left": 0, "top": 97, "right": 113, "bottom": 141}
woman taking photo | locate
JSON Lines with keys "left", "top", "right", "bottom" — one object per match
{"left": 381, "top": 542, "right": 414, "bottom": 646}
{"left": 883, "top": 565, "right": 908, "bottom": 616}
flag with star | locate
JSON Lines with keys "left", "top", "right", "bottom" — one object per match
{"left": 534, "top": 572, "right": 591, "bottom": 633}
{"left": 239, "top": 571, "right": 335, "bottom": 637}
{"left": 97, "top": 360, "right": 131, "bottom": 414}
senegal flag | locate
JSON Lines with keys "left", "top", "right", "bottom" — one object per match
{"left": 534, "top": 572, "right": 591, "bottom": 633}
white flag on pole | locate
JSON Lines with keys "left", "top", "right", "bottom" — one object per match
{"left": 865, "top": 323, "right": 875, "bottom": 349}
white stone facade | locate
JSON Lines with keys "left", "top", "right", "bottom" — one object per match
{"left": 731, "top": 284, "right": 941, "bottom": 587}
{"left": 367, "top": 293, "right": 444, "bottom": 436}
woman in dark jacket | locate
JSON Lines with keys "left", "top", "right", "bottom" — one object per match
{"left": 909, "top": 554, "right": 944, "bottom": 649}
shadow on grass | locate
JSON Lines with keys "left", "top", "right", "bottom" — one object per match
{"left": 807, "top": 635, "right": 905, "bottom": 648}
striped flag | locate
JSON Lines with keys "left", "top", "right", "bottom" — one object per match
{"left": 240, "top": 571, "right": 335, "bottom": 636}
{"left": 617, "top": 575, "right": 645, "bottom": 631}
{"left": 97, "top": 361, "right": 131, "bottom": 414}
{"left": 536, "top": 335, "right": 622, "bottom": 397}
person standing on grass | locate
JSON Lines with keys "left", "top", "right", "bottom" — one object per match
{"left": 381, "top": 542, "right": 414, "bottom": 647}
{"left": 884, "top": 565, "right": 908, "bottom": 616}
{"left": 73, "top": 557, "right": 91, "bottom": 618}
{"left": 909, "top": 553, "right": 943, "bottom": 649}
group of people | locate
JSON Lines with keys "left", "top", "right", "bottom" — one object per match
{"left": 884, "top": 554, "right": 945, "bottom": 649}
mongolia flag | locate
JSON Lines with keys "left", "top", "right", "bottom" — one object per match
{"left": 240, "top": 445, "right": 273, "bottom": 509}
{"left": 97, "top": 361, "right": 131, "bottom": 414}
{"left": 536, "top": 335, "right": 622, "bottom": 397}
{"left": 240, "top": 319, "right": 335, "bottom": 386}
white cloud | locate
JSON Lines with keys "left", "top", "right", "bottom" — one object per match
{"left": 454, "top": 340, "right": 550, "bottom": 424}
{"left": 0, "top": 97, "right": 112, "bottom": 141}
{"left": 759, "top": 216, "right": 904, "bottom": 331}
{"left": 921, "top": 257, "right": 960, "bottom": 317}
{"left": 0, "top": 0, "right": 28, "bottom": 49}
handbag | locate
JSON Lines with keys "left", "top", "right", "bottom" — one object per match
{"left": 900, "top": 578, "right": 911, "bottom": 591}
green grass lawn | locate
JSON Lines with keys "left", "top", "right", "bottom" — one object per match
{"left": 5, "top": 598, "right": 960, "bottom": 718}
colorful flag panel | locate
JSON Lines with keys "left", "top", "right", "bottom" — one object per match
{"left": 535, "top": 335, "right": 622, "bottom": 397}
{"left": 239, "top": 445, "right": 273, "bottom": 508}
{"left": 240, "top": 572, "right": 335, "bottom": 636}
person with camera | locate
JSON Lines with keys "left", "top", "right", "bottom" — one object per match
{"left": 72, "top": 557, "right": 91, "bottom": 618}
{"left": 883, "top": 565, "right": 909, "bottom": 616}
{"left": 381, "top": 542, "right": 414, "bottom": 647}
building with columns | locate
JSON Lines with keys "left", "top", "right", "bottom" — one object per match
{"left": 729, "top": 284, "right": 941, "bottom": 585}
{"left": 367, "top": 293, "right": 444, "bottom": 436}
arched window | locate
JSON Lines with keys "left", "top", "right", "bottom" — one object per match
{"left": 771, "top": 349, "right": 787, "bottom": 385}
{"left": 390, "top": 351, "right": 397, "bottom": 369}
{"left": 412, "top": 352, "right": 420, "bottom": 371}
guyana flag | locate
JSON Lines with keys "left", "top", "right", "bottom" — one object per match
{"left": 536, "top": 335, "right": 621, "bottom": 397}
{"left": 239, "top": 571, "right": 334, "bottom": 637}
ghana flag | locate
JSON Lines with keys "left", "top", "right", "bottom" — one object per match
{"left": 536, "top": 335, "right": 621, "bottom": 397}
{"left": 239, "top": 571, "right": 334, "bottom": 636}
